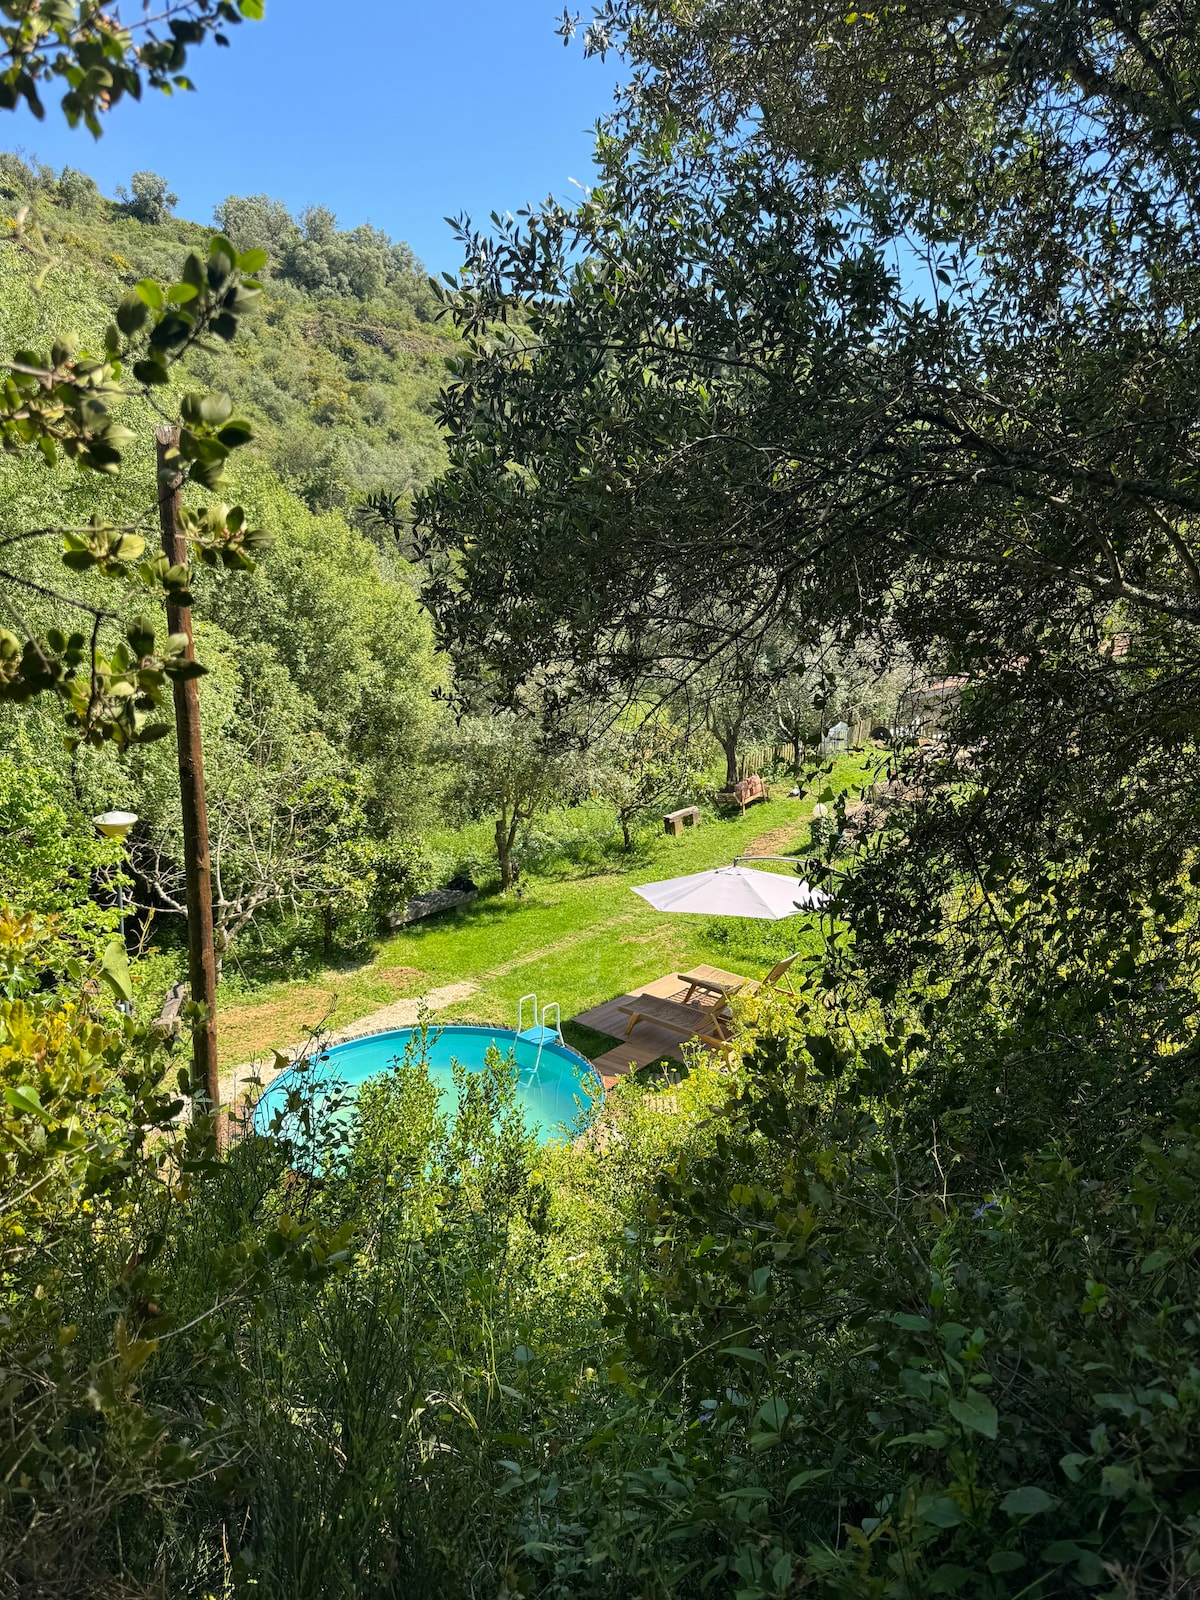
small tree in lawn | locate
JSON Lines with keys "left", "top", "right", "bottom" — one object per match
{"left": 447, "top": 713, "right": 572, "bottom": 890}
{"left": 675, "top": 641, "right": 792, "bottom": 789}
{"left": 593, "top": 715, "right": 703, "bottom": 849}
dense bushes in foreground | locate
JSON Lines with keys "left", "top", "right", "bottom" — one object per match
{"left": 3, "top": 902, "right": 1198, "bottom": 1599}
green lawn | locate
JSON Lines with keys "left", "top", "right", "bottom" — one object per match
{"left": 217, "top": 756, "right": 875, "bottom": 1066}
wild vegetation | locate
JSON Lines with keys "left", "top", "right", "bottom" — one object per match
{"left": 3, "top": 1, "right": 1200, "bottom": 1596}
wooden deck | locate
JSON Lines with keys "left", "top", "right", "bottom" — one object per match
{"left": 574, "top": 974, "right": 721, "bottom": 1086}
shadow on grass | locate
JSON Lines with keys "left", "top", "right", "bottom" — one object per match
{"left": 562, "top": 1020, "right": 622, "bottom": 1059}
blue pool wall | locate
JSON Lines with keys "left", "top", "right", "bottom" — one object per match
{"left": 251, "top": 1023, "right": 604, "bottom": 1148}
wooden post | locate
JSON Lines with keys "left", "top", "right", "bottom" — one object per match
{"left": 156, "top": 426, "right": 220, "bottom": 1115}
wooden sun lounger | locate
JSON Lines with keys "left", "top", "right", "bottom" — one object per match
{"left": 617, "top": 994, "right": 730, "bottom": 1049}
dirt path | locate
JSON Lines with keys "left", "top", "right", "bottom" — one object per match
{"left": 220, "top": 980, "right": 478, "bottom": 1106}
{"left": 743, "top": 816, "right": 809, "bottom": 859}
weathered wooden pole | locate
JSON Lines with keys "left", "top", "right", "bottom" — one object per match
{"left": 156, "top": 425, "right": 221, "bottom": 1115}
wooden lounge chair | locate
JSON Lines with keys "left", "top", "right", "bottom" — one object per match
{"left": 696, "top": 955, "right": 802, "bottom": 1038}
{"left": 617, "top": 994, "right": 730, "bottom": 1049}
{"left": 744, "top": 952, "right": 800, "bottom": 997}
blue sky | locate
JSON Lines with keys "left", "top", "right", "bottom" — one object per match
{"left": 2, "top": 0, "right": 625, "bottom": 274}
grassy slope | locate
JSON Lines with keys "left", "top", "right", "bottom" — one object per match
{"left": 217, "top": 757, "right": 875, "bottom": 1064}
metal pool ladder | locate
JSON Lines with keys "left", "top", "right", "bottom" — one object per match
{"left": 516, "top": 994, "right": 563, "bottom": 1077}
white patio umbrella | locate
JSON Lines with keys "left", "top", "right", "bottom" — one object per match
{"left": 632, "top": 864, "right": 830, "bottom": 920}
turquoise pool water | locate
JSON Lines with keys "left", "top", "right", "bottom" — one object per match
{"left": 252, "top": 1024, "right": 603, "bottom": 1148}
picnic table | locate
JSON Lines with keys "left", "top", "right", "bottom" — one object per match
{"left": 677, "top": 965, "right": 748, "bottom": 1003}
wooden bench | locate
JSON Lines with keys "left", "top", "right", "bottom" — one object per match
{"left": 617, "top": 993, "right": 730, "bottom": 1050}
{"left": 663, "top": 805, "right": 701, "bottom": 836}
{"left": 716, "top": 774, "right": 768, "bottom": 815}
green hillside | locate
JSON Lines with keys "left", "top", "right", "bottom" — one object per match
{"left": 0, "top": 152, "right": 455, "bottom": 514}
{"left": 0, "top": 152, "right": 454, "bottom": 991}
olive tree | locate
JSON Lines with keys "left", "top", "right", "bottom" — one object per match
{"left": 591, "top": 713, "right": 704, "bottom": 848}
{"left": 445, "top": 713, "right": 577, "bottom": 890}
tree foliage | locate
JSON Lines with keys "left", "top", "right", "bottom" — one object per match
{"left": 214, "top": 190, "right": 438, "bottom": 317}
{"left": 591, "top": 711, "right": 703, "bottom": 847}
{"left": 411, "top": 0, "right": 1200, "bottom": 991}
{"left": 116, "top": 167, "right": 177, "bottom": 223}
{"left": 0, "top": 231, "right": 268, "bottom": 747}
{"left": 446, "top": 712, "right": 579, "bottom": 889}
{"left": 1, "top": 0, "right": 262, "bottom": 133}
{"left": 1, "top": 173, "right": 447, "bottom": 965}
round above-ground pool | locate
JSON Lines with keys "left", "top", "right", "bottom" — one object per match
{"left": 252, "top": 1024, "right": 603, "bottom": 1150}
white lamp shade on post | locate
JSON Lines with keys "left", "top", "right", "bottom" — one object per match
{"left": 93, "top": 810, "right": 139, "bottom": 839}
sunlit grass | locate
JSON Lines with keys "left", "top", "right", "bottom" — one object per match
{"left": 217, "top": 755, "right": 876, "bottom": 1064}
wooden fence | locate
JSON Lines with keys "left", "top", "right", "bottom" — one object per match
{"left": 738, "top": 720, "right": 874, "bottom": 778}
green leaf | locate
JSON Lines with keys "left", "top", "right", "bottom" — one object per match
{"left": 926, "top": 1566, "right": 972, "bottom": 1595}
{"left": 4, "top": 1085, "right": 50, "bottom": 1123}
{"left": 116, "top": 294, "right": 151, "bottom": 336}
{"left": 133, "top": 356, "right": 169, "bottom": 386}
{"left": 100, "top": 939, "right": 133, "bottom": 1003}
{"left": 1139, "top": 1248, "right": 1173, "bottom": 1273}
{"left": 987, "top": 1551, "right": 1025, "bottom": 1574}
{"left": 1001, "top": 1486, "right": 1056, "bottom": 1516}
{"left": 238, "top": 247, "right": 268, "bottom": 272}
{"left": 785, "top": 1468, "right": 831, "bottom": 1498}
{"left": 1041, "top": 1542, "right": 1107, "bottom": 1584}
{"left": 754, "top": 1395, "right": 789, "bottom": 1432}
{"left": 198, "top": 390, "right": 233, "bottom": 426}
{"left": 217, "top": 420, "right": 253, "bottom": 448}
{"left": 722, "top": 1345, "right": 766, "bottom": 1366}
{"left": 1042, "top": 1540, "right": 1096, "bottom": 1563}
{"left": 917, "top": 1495, "right": 964, "bottom": 1528}
{"left": 136, "top": 278, "right": 164, "bottom": 310}
{"left": 948, "top": 1389, "right": 998, "bottom": 1439}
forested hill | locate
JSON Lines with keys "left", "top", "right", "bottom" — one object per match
{"left": 0, "top": 153, "right": 451, "bottom": 989}
{"left": 0, "top": 153, "right": 455, "bottom": 512}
